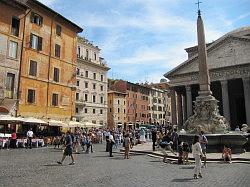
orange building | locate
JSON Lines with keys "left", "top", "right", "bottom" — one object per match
{"left": 0, "top": 0, "right": 27, "bottom": 115}
{"left": 17, "top": 0, "right": 83, "bottom": 121}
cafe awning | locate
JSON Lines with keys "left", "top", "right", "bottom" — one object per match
{"left": 68, "top": 121, "right": 83, "bottom": 128}
{"left": 24, "top": 117, "right": 47, "bottom": 124}
{"left": 0, "top": 115, "right": 25, "bottom": 123}
{"left": 48, "top": 120, "right": 68, "bottom": 127}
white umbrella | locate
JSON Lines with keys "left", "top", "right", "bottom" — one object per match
{"left": 0, "top": 115, "right": 25, "bottom": 123}
{"left": 83, "top": 122, "right": 100, "bottom": 128}
{"left": 48, "top": 120, "right": 67, "bottom": 127}
{"left": 68, "top": 121, "right": 83, "bottom": 128}
{"left": 24, "top": 117, "right": 47, "bottom": 124}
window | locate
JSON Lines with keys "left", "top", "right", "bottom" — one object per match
{"left": 76, "top": 68, "right": 80, "bottom": 75}
{"left": 124, "top": 101, "right": 126, "bottom": 105}
{"left": 85, "top": 82, "right": 88, "bottom": 88}
{"left": 86, "top": 49, "right": 89, "bottom": 59}
{"left": 101, "top": 75, "right": 103, "bottom": 81}
{"left": 56, "top": 25, "right": 61, "bottom": 36}
{"left": 118, "top": 108, "right": 120, "bottom": 113}
{"left": 30, "top": 34, "right": 42, "bottom": 51}
{"left": 100, "top": 109, "right": 103, "bottom": 114}
{"left": 6, "top": 73, "right": 15, "bottom": 98}
{"left": 8, "top": 41, "right": 18, "bottom": 58}
{"left": 100, "top": 96, "right": 103, "bottom": 104}
{"left": 55, "top": 44, "right": 61, "bottom": 58}
{"left": 93, "top": 73, "right": 96, "bottom": 79}
{"left": 52, "top": 93, "right": 58, "bottom": 106}
{"left": 94, "top": 53, "right": 97, "bottom": 60}
{"left": 84, "top": 94, "right": 88, "bottom": 101}
{"left": 29, "top": 60, "right": 37, "bottom": 76}
{"left": 27, "top": 89, "right": 35, "bottom": 103}
{"left": 93, "top": 83, "right": 96, "bottom": 90}
{"left": 30, "top": 12, "right": 43, "bottom": 26}
{"left": 124, "top": 109, "right": 125, "bottom": 114}
{"left": 100, "top": 85, "right": 103, "bottom": 91}
{"left": 93, "top": 109, "right": 95, "bottom": 114}
{"left": 11, "top": 17, "right": 20, "bottom": 37}
{"left": 85, "top": 71, "right": 88, "bottom": 78}
{"left": 93, "top": 95, "right": 96, "bottom": 103}
{"left": 76, "top": 93, "right": 79, "bottom": 100}
{"left": 118, "top": 100, "right": 120, "bottom": 104}
{"left": 76, "top": 107, "right": 79, "bottom": 114}
{"left": 53, "top": 67, "right": 60, "bottom": 82}
{"left": 110, "top": 108, "right": 112, "bottom": 112}
{"left": 84, "top": 108, "right": 87, "bottom": 113}
{"left": 77, "top": 46, "right": 80, "bottom": 58}
{"left": 76, "top": 80, "right": 79, "bottom": 86}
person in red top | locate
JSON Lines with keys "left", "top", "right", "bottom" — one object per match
{"left": 222, "top": 145, "right": 232, "bottom": 163}
{"left": 11, "top": 130, "right": 17, "bottom": 148}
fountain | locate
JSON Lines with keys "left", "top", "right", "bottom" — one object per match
{"left": 179, "top": 8, "right": 248, "bottom": 153}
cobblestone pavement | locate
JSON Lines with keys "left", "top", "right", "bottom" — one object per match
{"left": 0, "top": 144, "right": 249, "bottom": 187}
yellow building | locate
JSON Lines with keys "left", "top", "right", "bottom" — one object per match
{"left": 17, "top": 0, "right": 83, "bottom": 122}
{"left": 107, "top": 90, "right": 127, "bottom": 129}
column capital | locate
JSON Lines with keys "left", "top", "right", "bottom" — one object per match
{"left": 242, "top": 77, "right": 250, "bottom": 83}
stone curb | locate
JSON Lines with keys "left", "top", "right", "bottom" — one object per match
{"left": 120, "top": 149, "right": 250, "bottom": 163}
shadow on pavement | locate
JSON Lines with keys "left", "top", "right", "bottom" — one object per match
{"left": 171, "top": 178, "right": 194, "bottom": 182}
{"left": 44, "top": 164, "right": 65, "bottom": 167}
{"left": 180, "top": 166, "right": 194, "bottom": 169}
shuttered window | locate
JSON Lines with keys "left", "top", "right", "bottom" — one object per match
{"left": 8, "top": 41, "right": 18, "bottom": 58}
{"left": 27, "top": 89, "right": 35, "bottom": 103}
{"left": 30, "top": 34, "right": 42, "bottom": 51}
{"left": 52, "top": 93, "right": 58, "bottom": 106}
{"left": 30, "top": 12, "right": 43, "bottom": 26}
{"left": 53, "top": 68, "right": 60, "bottom": 82}
{"left": 29, "top": 60, "right": 37, "bottom": 76}
{"left": 55, "top": 44, "right": 61, "bottom": 58}
{"left": 56, "top": 25, "right": 61, "bottom": 36}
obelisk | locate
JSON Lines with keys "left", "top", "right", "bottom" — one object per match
{"left": 185, "top": 8, "right": 229, "bottom": 134}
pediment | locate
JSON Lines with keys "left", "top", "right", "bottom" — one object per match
{"left": 166, "top": 37, "right": 250, "bottom": 77}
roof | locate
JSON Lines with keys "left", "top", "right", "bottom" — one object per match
{"left": 164, "top": 26, "right": 250, "bottom": 78}
{"left": 16, "top": 0, "right": 83, "bottom": 32}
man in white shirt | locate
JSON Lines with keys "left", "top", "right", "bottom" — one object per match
{"left": 109, "top": 132, "right": 115, "bottom": 157}
{"left": 27, "top": 128, "right": 34, "bottom": 149}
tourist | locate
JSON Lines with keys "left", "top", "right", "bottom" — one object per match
{"left": 172, "top": 128, "right": 179, "bottom": 151}
{"left": 57, "top": 131, "right": 75, "bottom": 165}
{"left": 109, "top": 131, "right": 115, "bottom": 157}
{"left": 159, "top": 133, "right": 177, "bottom": 162}
{"left": 10, "top": 130, "right": 17, "bottom": 149}
{"left": 192, "top": 135, "right": 205, "bottom": 179}
{"left": 53, "top": 136, "right": 60, "bottom": 149}
{"left": 151, "top": 128, "right": 157, "bottom": 151}
{"left": 124, "top": 134, "right": 131, "bottom": 159}
{"left": 222, "top": 145, "right": 232, "bottom": 163}
{"left": 182, "top": 142, "right": 190, "bottom": 164}
{"left": 235, "top": 126, "right": 240, "bottom": 131}
{"left": 104, "top": 129, "right": 110, "bottom": 152}
{"left": 199, "top": 131, "right": 208, "bottom": 167}
{"left": 26, "top": 128, "right": 34, "bottom": 149}
{"left": 86, "top": 133, "right": 93, "bottom": 153}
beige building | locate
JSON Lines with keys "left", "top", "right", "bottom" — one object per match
{"left": 107, "top": 90, "right": 127, "bottom": 129}
{"left": 75, "top": 36, "right": 110, "bottom": 126}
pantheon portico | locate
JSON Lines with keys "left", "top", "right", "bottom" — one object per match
{"left": 164, "top": 27, "right": 250, "bottom": 130}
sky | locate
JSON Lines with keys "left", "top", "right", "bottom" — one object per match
{"left": 38, "top": 0, "right": 250, "bottom": 83}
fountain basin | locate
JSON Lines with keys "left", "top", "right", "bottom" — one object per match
{"left": 179, "top": 133, "right": 248, "bottom": 153}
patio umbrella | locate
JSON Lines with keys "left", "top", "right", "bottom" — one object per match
{"left": 0, "top": 115, "right": 25, "bottom": 123}
{"left": 83, "top": 122, "right": 100, "bottom": 128}
{"left": 68, "top": 121, "right": 84, "bottom": 128}
{"left": 48, "top": 120, "right": 68, "bottom": 128}
{"left": 24, "top": 117, "right": 47, "bottom": 124}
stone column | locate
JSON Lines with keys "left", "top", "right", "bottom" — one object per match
{"left": 221, "top": 80, "right": 230, "bottom": 124}
{"left": 170, "top": 88, "right": 177, "bottom": 126}
{"left": 177, "top": 92, "right": 183, "bottom": 126}
{"left": 183, "top": 95, "right": 187, "bottom": 122}
{"left": 243, "top": 77, "right": 250, "bottom": 127}
{"left": 185, "top": 85, "right": 193, "bottom": 118}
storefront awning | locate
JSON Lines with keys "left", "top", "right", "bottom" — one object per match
{"left": 24, "top": 117, "right": 47, "bottom": 124}
{"left": 0, "top": 115, "right": 25, "bottom": 123}
{"left": 48, "top": 120, "right": 68, "bottom": 128}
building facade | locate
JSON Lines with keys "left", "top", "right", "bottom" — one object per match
{"left": 0, "top": 0, "right": 27, "bottom": 115}
{"left": 75, "top": 36, "right": 109, "bottom": 126}
{"left": 17, "top": 0, "right": 82, "bottom": 121}
{"left": 107, "top": 90, "right": 127, "bottom": 129}
{"left": 164, "top": 27, "right": 250, "bottom": 129}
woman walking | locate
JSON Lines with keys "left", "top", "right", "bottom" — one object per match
{"left": 192, "top": 135, "right": 205, "bottom": 179}
{"left": 124, "top": 134, "right": 131, "bottom": 159}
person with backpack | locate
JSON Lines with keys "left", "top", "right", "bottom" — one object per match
{"left": 199, "top": 131, "right": 208, "bottom": 167}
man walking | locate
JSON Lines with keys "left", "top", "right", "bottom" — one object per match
{"left": 26, "top": 128, "right": 34, "bottom": 149}
{"left": 57, "top": 131, "right": 75, "bottom": 165}
{"left": 151, "top": 128, "right": 157, "bottom": 151}
{"left": 109, "top": 131, "right": 115, "bottom": 157}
